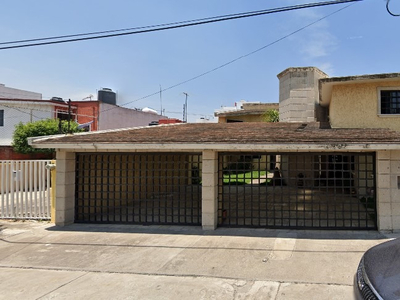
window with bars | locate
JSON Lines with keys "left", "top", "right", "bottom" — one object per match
{"left": 380, "top": 89, "right": 400, "bottom": 114}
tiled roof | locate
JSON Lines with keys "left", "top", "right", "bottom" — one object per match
{"left": 32, "top": 122, "right": 400, "bottom": 145}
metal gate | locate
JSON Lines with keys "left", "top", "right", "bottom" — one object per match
{"left": 218, "top": 152, "right": 377, "bottom": 230}
{"left": 75, "top": 153, "right": 202, "bottom": 225}
{"left": 0, "top": 160, "right": 52, "bottom": 220}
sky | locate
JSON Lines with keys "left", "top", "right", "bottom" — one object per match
{"left": 0, "top": 0, "right": 399, "bottom": 122}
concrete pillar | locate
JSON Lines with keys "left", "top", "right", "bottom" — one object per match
{"left": 55, "top": 151, "right": 76, "bottom": 226}
{"left": 375, "top": 150, "right": 400, "bottom": 232}
{"left": 202, "top": 150, "right": 218, "bottom": 230}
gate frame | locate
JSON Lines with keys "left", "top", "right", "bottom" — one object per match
{"left": 0, "top": 159, "right": 52, "bottom": 220}
{"left": 52, "top": 148, "right": 397, "bottom": 232}
{"left": 216, "top": 151, "right": 377, "bottom": 230}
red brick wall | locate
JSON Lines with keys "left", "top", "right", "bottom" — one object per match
{"left": 72, "top": 101, "right": 99, "bottom": 131}
{"left": 159, "top": 119, "right": 183, "bottom": 124}
{"left": 0, "top": 146, "right": 53, "bottom": 160}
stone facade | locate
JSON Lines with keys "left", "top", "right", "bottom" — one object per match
{"left": 277, "top": 67, "right": 328, "bottom": 123}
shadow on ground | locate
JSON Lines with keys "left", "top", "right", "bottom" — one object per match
{"left": 44, "top": 223, "right": 386, "bottom": 241}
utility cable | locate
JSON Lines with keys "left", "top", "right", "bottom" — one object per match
{"left": 0, "top": 0, "right": 362, "bottom": 51}
{"left": 0, "top": 2, "right": 345, "bottom": 46}
{"left": 0, "top": 103, "right": 98, "bottom": 119}
{"left": 101, "top": 2, "right": 357, "bottom": 114}
{"left": 387, "top": 0, "right": 400, "bottom": 16}
{"left": 1, "top": 104, "right": 42, "bottom": 120}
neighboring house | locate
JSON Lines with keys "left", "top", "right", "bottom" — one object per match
{"left": 215, "top": 101, "right": 278, "bottom": 123}
{"left": 28, "top": 67, "right": 400, "bottom": 233}
{"left": 0, "top": 83, "right": 42, "bottom": 100}
{"left": 57, "top": 89, "right": 168, "bottom": 131}
{"left": 0, "top": 86, "right": 168, "bottom": 159}
{"left": 0, "top": 98, "right": 70, "bottom": 159}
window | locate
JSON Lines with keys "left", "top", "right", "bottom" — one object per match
{"left": 56, "top": 109, "right": 75, "bottom": 121}
{"left": 0, "top": 110, "right": 4, "bottom": 126}
{"left": 380, "top": 89, "right": 400, "bottom": 114}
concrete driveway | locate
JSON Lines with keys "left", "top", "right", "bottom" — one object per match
{"left": 0, "top": 220, "right": 396, "bottom": 299}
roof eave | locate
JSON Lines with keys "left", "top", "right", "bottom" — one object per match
{"left": 29, "top": 142, "right": 400, "bottom": 152}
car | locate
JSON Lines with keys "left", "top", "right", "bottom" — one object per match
{"left": 354, "top": 238, "right": 400, "bottom": 300}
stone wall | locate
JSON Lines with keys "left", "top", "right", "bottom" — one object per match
{"left": 277, "top": 67, "right": 328, "bottom": 123}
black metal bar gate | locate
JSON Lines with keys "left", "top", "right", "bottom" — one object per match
{"left": 218, "top": 152, "right": 377, "bottom": 230}
{"left": 75, "top": 153, "right": 202, "bottom": 225}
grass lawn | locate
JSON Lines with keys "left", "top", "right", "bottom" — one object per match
{"left": 223, "top": 170, "right": 270, "bottom": 185}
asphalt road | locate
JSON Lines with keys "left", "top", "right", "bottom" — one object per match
{"left": 0, "top": 220, "right": 396, "bottom": 299}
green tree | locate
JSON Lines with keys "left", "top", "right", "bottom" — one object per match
{"left": 12, "top": 119, "right": 81, "bottom": 154}
{"left": 263, "top": 109, "right": 279, "bottom": 122}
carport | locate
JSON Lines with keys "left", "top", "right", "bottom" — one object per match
{"left": 29, "top": 122, "right": 400, "bottom": 231}
{"left": 75, "top": 152, "right": 202, "bottom": 225}
{"left": 218, "top": 152, "right": 376, "bottom": 229}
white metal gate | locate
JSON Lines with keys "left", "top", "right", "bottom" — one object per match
{"left": 0, "top": 160, "right": 52, "bottom": 220}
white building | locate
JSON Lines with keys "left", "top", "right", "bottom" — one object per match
{"left": 0, "top": 99, "right": 69, "bottom": 146}
{"left": 0, "top": 83, "right": 42, "bottom": 100}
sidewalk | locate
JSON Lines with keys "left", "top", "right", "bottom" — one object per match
{"left": 0, "top": 220, "right": 394, "bottom": 299}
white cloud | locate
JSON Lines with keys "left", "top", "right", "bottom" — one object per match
{"left": 348, "top": 36, "right": 363, "bottom": 40}
{"left": 299, "top": 30, "right": 338, "bottom": 58}
{"left": 284, "top": 1, "right": 339, "bottom": 60}
{"left": 317, "top": 62, "right": 334, "bottom": 76}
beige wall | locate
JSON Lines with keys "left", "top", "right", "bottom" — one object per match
{"left": 376, "top": 150, "right": 400, "bottom": 231}
{"left": 52, "top": 148, "right": 400, "bottom": 232}
{"left": 329, "top": 80, "right": 400, "bottom": 131}
{"left": 55, "top": 151, "right": 76, "bottom": 226}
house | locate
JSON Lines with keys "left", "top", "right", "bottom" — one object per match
{"left": 0, "top": 83, "right": 51, "bottom": 159}
{"left": 57, "top": 88, "right": 168, "bottom": 131}
{"left": 0, "top": 83, "right": 42, "bottom": 100}
{"left": 0, "top": 98, "right": 70, "bottom": 160}
{"left": 0, "top": 87, "right": 168, "bottom": 159}
{"left": 215, "top": 100, "right": 279, "bottom": 123}
{"left": 29, "top": 67, "right": 400, "bottom": 233}
{"left": 319, "top": 72, "right": 400, "bottom": 131}
{"left": 29, "top": 122, "right": 400, "bottom": 232}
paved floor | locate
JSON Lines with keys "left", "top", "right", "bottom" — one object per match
{"left": 0, "top": 220, "right": 397, "bottom": 299}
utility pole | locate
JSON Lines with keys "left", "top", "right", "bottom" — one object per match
{"left": 160, "top": 85, "right": 163, "bottom": 116}
{"left": 183, "top": 92, "right": 189, "bottom": 123}
{"left": 67, "top": 99, "right": 71, "bottom": 134}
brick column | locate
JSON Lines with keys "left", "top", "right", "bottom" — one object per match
{"left": 202, "top": 150, "right": 218, "bottom": 230}
{"left": 55, "top": 151, "right": 76, "bottom": 226}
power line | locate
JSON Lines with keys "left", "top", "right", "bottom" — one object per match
{"left": 0, "top": 0, "right": 362, "bottom": 51}
{"left": 0, "top": 4, "right": 329, "bottom": 46}
{"left": 387, "top": 0, "right": 400, "bottom": 16}
{"left": 1, "top": 104, "right": 42, "bottom": 120}
{"left": 0, "top": 103, "right": 98, "bottom": 119}
{"left": 101, "top": 1, "right": 357, "bottom": 114}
